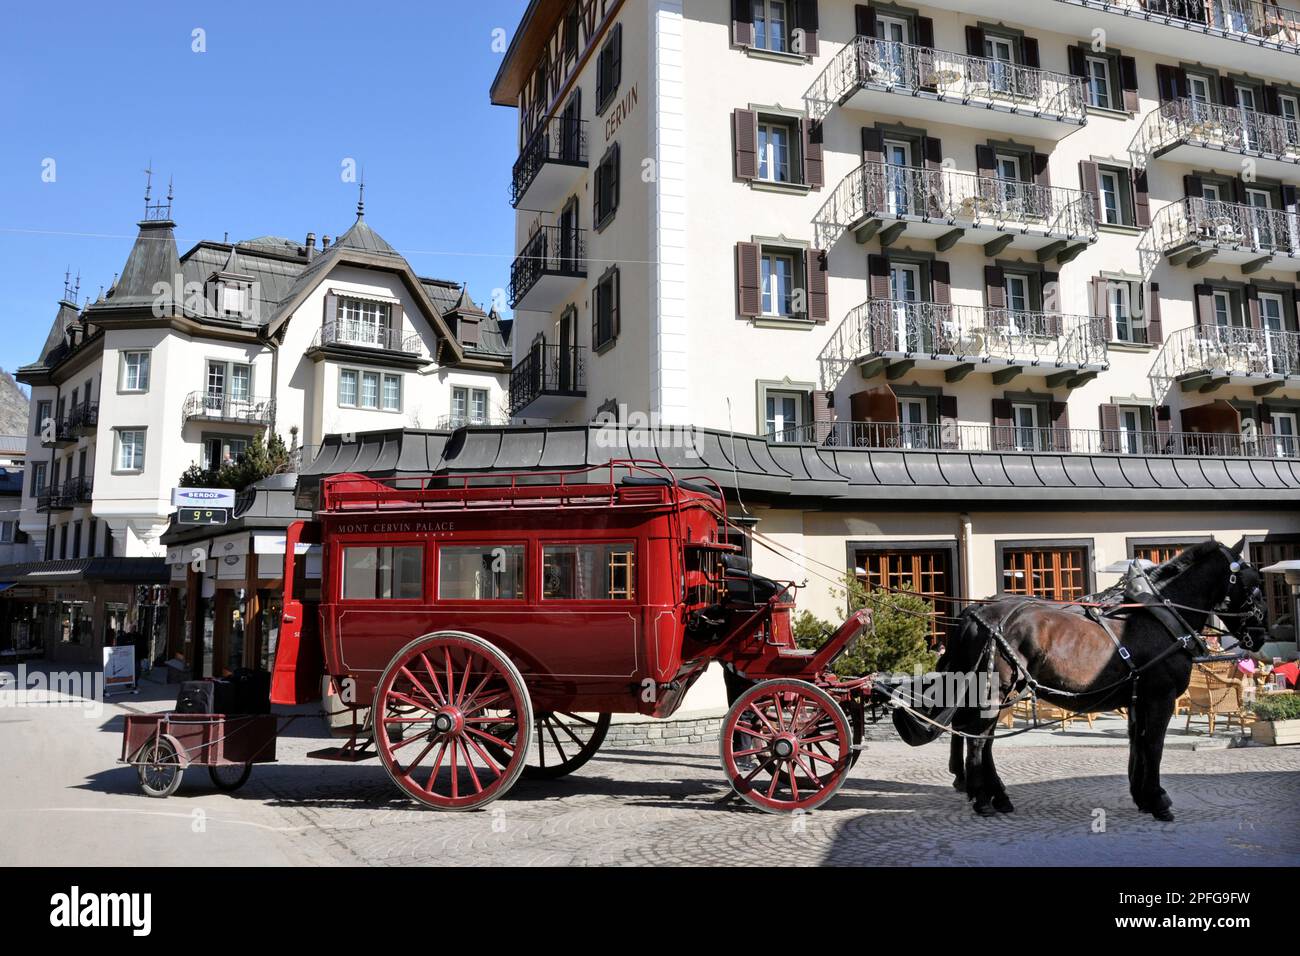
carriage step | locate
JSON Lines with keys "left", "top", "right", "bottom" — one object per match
{"left": 307, "top": 743, "right": 376, "bottom": 763}
{"left": 776, "top": 647, "right": 816, "bottom": 659}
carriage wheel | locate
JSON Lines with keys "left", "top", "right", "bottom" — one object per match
{"left": 374, "top": 632, "right": 533, "bottom": 811}
{"left": 135, "top": 737, "right": 184, "bottom": 798}
{"left": 720, "top": 679, "right": 853, "bottom": 814}
{"left": 486, "top": 712, "right": 612, "bottom": 780}
{"left": 208, "top": 763, "right": 253, "bottom": 792}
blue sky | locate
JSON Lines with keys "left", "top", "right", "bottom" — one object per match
{"left": 0, "top": 1, "right": 527, "bottom": 382}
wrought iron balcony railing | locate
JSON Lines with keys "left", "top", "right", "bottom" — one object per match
{"left": 511, "top": 115, "right": 589, "bottom": 207}
{"left": 36, "top": 477, "right": 92, "bottom": 512}
{"left": 805, "top": 35, "right": 1087, "bottom": 125}
{"left": 1131, "top": 98, "right": 1300, "bottom": 164}
{"left": 1150, "top": 324, "right": 1300, "bottom": 391}
{"left": 68, "top": 400, "right": 98, "bottom": 434}
{"left": 767, "top": 420, "right": 1300, "bottom": 459}
{"left": 182, "top": 391, "right": 276, "bottom": 425}
{"left": 312, "top": 319, "right": 425, "bottom": 355}
{"left": 509, "top": 343, "right": 586, "bottom": 417}
{"left": 435, "top": 413, "right": 511, "bottom": 430}
{"left": 818, "top": 299, "right": 1108, "bottom": 386}
{"left": 1089, "top": 0, "right": 1300, "bottom": 47}
{"left": 1140, "top": 197, "right": 1300, "bottom": 269}
{"left": 509, "top": 225, "right": 587, "bottom": 309}
{"left": 817, "top": 161, "right": 1097, "bottom": 247}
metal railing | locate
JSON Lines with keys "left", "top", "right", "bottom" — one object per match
{"left": 816, "top": 161, "right": 1097, "bottom": 247}
{"left": 817, "top": 299, "right": 1108, "bottom": 387}
{"left": 1072, "top": 0, "right": 1300, "bottom": 46}
{"left": 805, "top": 35, "right": 1087, "bottom": 124}
{"left": 68, "top": 400, "right": 98, "bottom": 433}
{"left": 36, "top": 477, "right": 93, "bottom": 512}
{"left": 1151, "top": 324, "right": 1300, "bottom": 391}
{"left": 182, "top": 391, "right": 276, "bottom": 425}
{"left": 313, "top": 319, "right": 424, "bottom": 355}
{"left": 509, "top": 225, "right": 587, "bottom": 308}
{"left": 511, "top": 115, "right": 589, "bottom": 206}
{"left": 1131, "top": 98, "right": 1300, "bottom": 165}
{"left": 768, "top": 419, "right": 1300, "bottom": 459}
{"left": 509, "top": 343, "right": 586, "bottom": 417}
{"left": 1142, "top": 197, "right": 1300, "bottom": 266}
{"left": 435, "top": 413, "right": 511, "bottom": 430}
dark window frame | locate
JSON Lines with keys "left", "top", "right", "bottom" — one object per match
{"left": 995, "top": 538, "right": 1096, "bottom": 600}
{"left": 592, "top": 266, "right": 620, "bottom": 352}
{"left": 595, "top": 23, "right": 623, "bottom": 115}
{"left": 594, "top": 143, "right": 620, "bottom": 230}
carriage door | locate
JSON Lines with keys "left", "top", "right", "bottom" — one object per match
{"left": 537, "top": 541, "right": 639, "bottom": 679}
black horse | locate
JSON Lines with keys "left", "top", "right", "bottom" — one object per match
{"left": 893, "top": 540, "right": 1269, "bottom": 821}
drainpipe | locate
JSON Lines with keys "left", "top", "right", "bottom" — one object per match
{"left": 958, "top": 512, "right": 973, "bottom": 606}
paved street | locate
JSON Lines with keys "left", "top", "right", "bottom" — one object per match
{"left": 2, "top": 673, "right": 1298, "bottom": 867}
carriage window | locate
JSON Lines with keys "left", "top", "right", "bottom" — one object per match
{"left": 439, "top": 545, "right": 525, "bottom": 600}
{"left": 542, "top": 543, "right": 636, "bottom": 601}
{"left": 342, "top": 546, "right": 423, "bottom": 600}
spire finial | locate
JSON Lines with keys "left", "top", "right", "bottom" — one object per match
{"left": 144, "top": 161, "right": 153, "bottom": 208}
{"left": 356, "top": 176, "right": 366, "bottom": 219}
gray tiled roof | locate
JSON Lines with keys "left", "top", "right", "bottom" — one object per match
{"left": 293, "top": 424, "right": 1300, "bottom": 512}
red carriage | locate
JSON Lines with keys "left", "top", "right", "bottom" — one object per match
{"left": 260, "top": 461, "right": 872, "bottom": 812}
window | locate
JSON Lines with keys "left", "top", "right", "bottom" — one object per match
{"left": 1271, "top": 411, "right": 1298, "bottom": 458}
{"left": 1001, "top": 545, "right": 1089, "bottom": 601}
{"left": 360, "top": 371, "right": 380, "bottom": 409}
{"left": 203, "top": 436, "right": 249, "bottom": 471}
{"left": 883, "top": 140, "right": 913, "bottom": 214}
{"left": 1086, "top": 56, "right": 1112, "bottom": 109}
{"left": 35, "top": 400, "right": 51, "bottom": 436}
{"left": 984, "top": 35, "right": 1017, "bottom": 93}
{"left": 115, "top": 429, "right": 145, "bottom": 472}
{"left": 72, "top": 522, "right": 82, "bottom": 559}
{"left": 1011, "top": 404, "right": 1040, "bottom": 451}
{"left": 1212, "top": 290, "right": 1236, "bottom": 327}
{"left": 542, "top": 543, "right": 636, "bottom": 600}
{"left": 1108, "top": 280, "right": 1146, "bottom": 344}
{"left": 31, "top": 462, "right": 46, "bottom": 497}
{"left": 1280, "top": 93, "right": 1299, "bottom": 145}
{"left": 220, "top": 284, "right": 249, "bottom": 316}
{"left": 765, "top": 390, "right": 805, "bottom": 441}
{"left": 855, "top": 546, "right": 954, "bottom": 644}
{"left": 452, "top": 386, "right": 491, "bottom": 426}
{"left": 121, "top": 351, "right": 150, "bottom": 392}
{"left": 1117, "top": 405, "right": 1149, "bottom": 455}
{"left": 758, "top": 120, "right": 794, "bottom": 183}
{"left": 897, "top": 397, "right": 933, "bottom": 449}
{"left": 342, "top": 546, "right": 423, "bottom": 600}
{"left": 593, "top": 267, "right": 620, "bottom": 349}
{"left": 595, "top": 23, "right": 622, "bottom": 111}
{"left": 336, "top": 297, "right": 392, "bottom": 348}
{"left": 761, "top": 252, "right": 796, "bottom": 316}
{"left": 438, "top": 544, "right": 525, "bottom": 600}
{"left": 1095, "top": 166, "right": 1135, "bottom": 226}
{"left": 0, "top": 521, "right": 13, "bottom": 544}
{"left": 594, "top": 145, "right": 620, "bottom": 228}
{"left": 338, "top": 369, "right": 358, "bottom": 406}
{"left": 752, "top": 0, "right": 789, "bottom": 52}
{"left": 381, "top": 374, "right": 401, "bottom": 412}
{"left": 1131, "top": 542, "right": 1191, "bottom": 566}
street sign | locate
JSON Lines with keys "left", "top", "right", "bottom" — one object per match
{"left": 177, "top": 507, "right": 229, "bottom": 526}
{"left": 172, "top": 487, "right": 236, "bottom": 509}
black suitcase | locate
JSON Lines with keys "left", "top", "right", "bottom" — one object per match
{"left": 175, "top": 679, "right": 234, "bottom": 714}
{"left": 227, "top": 668, "right": 271, "bottom": 714}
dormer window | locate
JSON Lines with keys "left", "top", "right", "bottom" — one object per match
{"left": 337, "top": 297, "right": 393, "bottom": 349}
{"left": 219, "top": 283, "right": 249, "bottom": 316}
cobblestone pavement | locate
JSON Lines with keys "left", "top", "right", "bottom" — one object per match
{"left": 3, "top": 685, "right": 1298, "bottom": 867}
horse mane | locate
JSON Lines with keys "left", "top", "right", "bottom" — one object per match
{"left": 1147, "top": 540, "right": 1225, "bottom": 584}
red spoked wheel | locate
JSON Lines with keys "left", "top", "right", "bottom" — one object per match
{"left": 486, "top": 712, "right": 611, "bottom": 780}
{"left": 373, "top": 632, "right": 533, "bottom": 811}
{"left": 720, "top": 679, "right": 853, "bottom": 814}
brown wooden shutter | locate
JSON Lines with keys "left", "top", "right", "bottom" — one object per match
{"left": 1049, "top": 401, "right": 1070, "bottom": 452}
{"left": 1218, "top": 75, "right": 1235, "bottom": 108}
{"left": 1041, "top": 271, "right": 1061, "bottom": 333}
{"left": 1246, "top": 283, "right": 1262, "bottom": 329}
{"left": 323, "top": 292, "right": 338, "bottom": 329}
{"left": 1146, "top": 282, "right": 1164, "bottom": 345}
{"left": 965, "top": 25, "right": 985, "bottom": 56}
{"left": 1091, "top": 276, "right": 1113, "bottom": 340}
{"left": 939, "top": 394, "right": 958, "bottom": 449}
{"left": 931, "top": 260, "right": 951, "bottom": 305}
{"left": 803, "top": 120, "right": 824, "bottom": 189}
{"left": 854, "top": 4, "right": 876, "bottom": 37}
{"left": 923, "top": 137, "right": 945, "bottom": 215}
{"left": 1155, "top": 64, "right": 1180, "bottom": 104}
{"left": 915, "top": 16, "right": 934, "bottom": 48}
{"left": 734, "top": 109, "right": 758, "bottom": 181}
{"left": 868, "top": 253, "right": 891, "bottom": 300}
{"left": 1067, "top": 46, "right": 1086, "bottom": 77}
{"left": 1079, "top": 160, "right": 1103, "bottom": 224}
{"left": 992, "top": 398, "right": 1014, "bottom": 450}
{"left": 1021, "top": 37, "right": 1040, "bottom": 69}
{"left": 1032, "top": 152, "right": 1051, "bottom": 187}
{"left": 975, "top": 145, "right": 996, "bottom": 179}
{"left": 806, "top": 249, "right": 830, "bottom": 323}
{"left": 1184, "top": 173, "right": 1204, "bottom": 199}
{"left": 861, "top": 126, "right": 884, "bottom": 165}
{"left": 1155, "top": 405, "right": 1173, "bottom": 443}
{"left": 812, "top": 390, "right": 835, "bottom": 443}
{"left": 795, "top": 0, "right": 819, "bottom": 56}
{"left": 389, "top": 302, "right": 404, "bottom": 348}
{"left": 732, "top": 0, "right": 754, "bottom": 45}
{"left": 1193, "top": 283, "right": 1214, "bottom": 332}
{"left": 736, "top": 242, "right": 762, "bottom": 317}
{"left": 1119, "top": 56, "right": 1140, "bottom": 112}
{"left": 1132, "top": 167, "right": 1151, "bottom": 227}
{"left": 1099, "top": 403, "right": 1121, "bottom": 453}
{"left": 1283, "top": 185, "right": 1299, "bottom": 217}
{"left": 985, "top": 265, "right": 1006, "bottom": 309}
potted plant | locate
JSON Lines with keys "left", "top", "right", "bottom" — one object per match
{"left": 1248, "top": 694, "right": 1300, "bottom": 745}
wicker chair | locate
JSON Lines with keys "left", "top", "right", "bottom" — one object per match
{"left": 1184, "top": 661, "right": 1247, "bottom": 735}
{"left": 1013, "top": 699, "right": 1096, "bottom": 729}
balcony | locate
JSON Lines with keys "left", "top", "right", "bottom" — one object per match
{"left": 35, "top": 477, "right": 92, "bottom": 513}
{"left": 1131, "top": 99, "right": 1300, "bottom": 180}
{"left": 1151, "top": 324, "right": 1300, "bottom": 395}
{"left": 509, "top": 225, "right": 587, "bottom": 312}
{"left": 435, "top": 413, "right": 511, "bottom": 430}
{"left": 819, "top": 299, "right": 1108, "bottom": 389}
{"left": 307, "top": 320, "right": 427, "bottom": 365}
{"left": 69, "top": 400, "right": 98, "bottom": 436}
{"left": 816, "top": 162, "right": 1096, "bottom": 260}
{"left": 768, "top": 419, "right": 1299, "bottom": 460}
{"left": 1141, "top": 197, "right": 1300, "bottom": 273}
{"left": 511, "top": 116, "right": 588, "bottom": 209}
{"left": 805, "top": 36, "right": 1087, "bottom": 139}
{"left": 182, "top": 392, "right": 276, "bottom": 426}
{"left": 921, "top": 1, "right": 1300, "bottom": 76}
{"left": 39, "top": 416, "right": 78, "bottom": 448}
{"left": 509, "top": 343, "right": 586, "bottom": 418}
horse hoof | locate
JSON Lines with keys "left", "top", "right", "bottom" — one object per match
{"left": 1151, "top": 807, "right": 1174, "bottom": 822}
{"left": 993, "top": 794, "right": 1015, "bottom": 814}
{"left": 973, "top": 803, "right": 998, "bottom": 817}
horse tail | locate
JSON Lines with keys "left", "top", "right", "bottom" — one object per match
{"left": 891, "top": 607, "right": 984, "bottom": 747}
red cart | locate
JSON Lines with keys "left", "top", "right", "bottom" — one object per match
{"left": 265, "top": 459, "right": 872, "bottom": 814}
{"left": 121, "top": 712, "right": 278, "bottom": 797}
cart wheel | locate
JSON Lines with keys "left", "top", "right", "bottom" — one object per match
{"left": 720, "top": 679, "right": 852, "bottom": 814}
{"left": 135, "top": 738, "right": 184, "bottom": 798}
{"left": 374, "top": 631, "right": 533, "bottom": 811}
{"left": 208, "top": 763, "right": 253, "bottom": 792}
{"left": 486, "top": 712, "right": 611, "bottom": 780}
